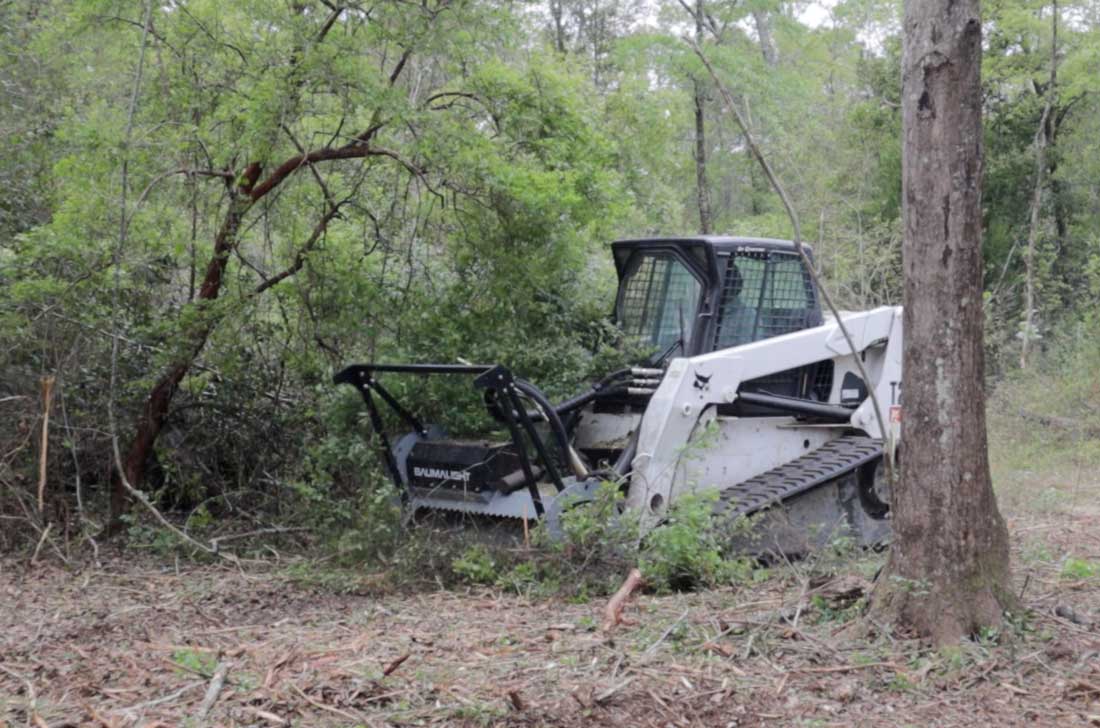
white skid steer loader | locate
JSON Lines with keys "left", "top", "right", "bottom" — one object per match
{"left": 336, "top": 236, "right": 902, "bottom": 553}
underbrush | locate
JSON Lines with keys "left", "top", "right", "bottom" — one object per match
{"left": 987, "top": 315, "right": 1100, "bottom": 515}
{"left": 284, "top": 481, "right": 883, "bottom": 605}
{"left": 286, "top": 484, "right": 760, "bottom": 598}
{"left": 441, "top": 486, "right": 760, "bottom": 599}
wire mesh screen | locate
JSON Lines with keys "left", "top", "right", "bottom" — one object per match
{"left": 619, "top": 254, "right": 702, "bottom": 352}
{"left": 713, "top": 251, "right": 816, "bottom": 349}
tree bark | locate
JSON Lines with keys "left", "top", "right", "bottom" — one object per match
{"left": 870, "top": 0, "right": 1015, "bottom": 644}
{"left": 692, "top": 0, "right": 712, "bottom": 234}
{"left": 752, "top": 9, "right": 778, "bottom": 67}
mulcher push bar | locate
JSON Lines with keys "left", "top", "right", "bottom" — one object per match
{"left": 346, "top": 363, "right": 494, "bottom": 375}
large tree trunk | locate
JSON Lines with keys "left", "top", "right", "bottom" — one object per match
{"left": 870, "top": 0, "right": 1015, "bottom": 644}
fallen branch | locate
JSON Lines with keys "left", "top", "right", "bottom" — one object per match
{"left": 794, "top": 661, "right": 903, "bottom": 674}
{"left": 37, "top": 375, "right": 55, "bottom": 513}
{"left": 382, "top": 653, "right": 410, "bottom": 677}
{"left": 114, "top": 681, "right": 204, "bottom": 714}
{"left": 601, "top": 568, "right": 644, "bottom": 634}
{"left": 645, "top": 610, "right": 689, "bottom": 655}
{"left": 244, "top": 707, "right": 287, "bottom": 725}
{"left": 0, "top": 664, "right": 40, "bottom": 723}
{"left": 195, "top": 660, "right": 230, "bottom": 722}
{"left": 29, "top": 522, "right": 61, "bottom": 566}
{"left": 595, "top": 676, "right": 635, "bottom": 704}
{"left": 291, "top": 684, "right": 363, "bottom": 723}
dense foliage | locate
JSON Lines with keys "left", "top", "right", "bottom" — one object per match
{"left": 2, "top": 0, "right": 1098, "bottom": 552}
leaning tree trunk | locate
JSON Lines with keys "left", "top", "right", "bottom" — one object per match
{"left": 103, "top": 4, "right": 415, "bottom": 535}
{"left": 870, "top": 0, "right": 1016, "bottom": 643}
{"left": 107, "top": 195, "right": 252, "bottom": 533}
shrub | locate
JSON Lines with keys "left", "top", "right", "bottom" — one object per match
{"left": 640, "top": 492, "right": 753, "bottom": 591}
{"left": 452, "top": 544, "right": 499, "bottom": 585}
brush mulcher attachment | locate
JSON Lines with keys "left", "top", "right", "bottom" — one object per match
{"left": 332, "top": 362, "right": 661, "bottom": 521}
{"left": 336, "top": 236, "right": 903, "bottom": 554}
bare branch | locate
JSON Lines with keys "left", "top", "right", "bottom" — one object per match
{"left": 252, "top": 205, "right": 343, "bottom": 295}
{"left": 281, "top": 124, "right": 338, "bottom": 208}
{"left": 689, "top": 39, "right": 891, "bottom": 472}
{"left": 250, "top": 141, "right": 425, "bottom": 201}
{"left": 128, "top": 168, "right": 234, "bottom": 226}
{"left": 316, "top": 5, "right": 346, "bottom": 42}
{"left": 389, "top": 47, "right": 413, "bottom": 86}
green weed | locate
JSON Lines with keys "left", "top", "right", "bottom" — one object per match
{"left": 171, "top": 648, "right": 217, "bottom": 676}
{"left": 1060, "top": 556, "right": 1100, "bottom": 580}
{"left": 451, "top": 544, "right": 499, "bottom": 585}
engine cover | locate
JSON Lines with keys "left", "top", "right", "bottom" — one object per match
{"left": 405, "top": 439, "right": 522, "bottom": 498}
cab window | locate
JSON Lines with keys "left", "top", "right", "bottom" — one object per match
{"left": 618, "top": 253, "right": 703, "bottom": 354}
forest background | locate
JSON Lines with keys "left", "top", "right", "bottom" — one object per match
{"left": 2, "top": 0, "right": 1098, "bottom": 560}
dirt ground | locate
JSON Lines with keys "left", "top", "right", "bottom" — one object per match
{"left": 3, "top": 504, "right": 1100, "bottom": 727}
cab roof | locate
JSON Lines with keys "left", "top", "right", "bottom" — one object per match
{"left": 613, "top": 235, "right": 808, "bottom": 251}
{"left": 609, "top": 236, "right": 813, "bottom": 279}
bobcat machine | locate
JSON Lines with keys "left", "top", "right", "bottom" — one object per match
{"left": 335, "top": 236, "right": 902, "bottom": 554}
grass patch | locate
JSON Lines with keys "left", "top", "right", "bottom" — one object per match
{"left": 987, "top": 316, "right": 1100, "bottom": 516}
{"left": 1060, "top": 556, "right": 1100, "bottom": 580}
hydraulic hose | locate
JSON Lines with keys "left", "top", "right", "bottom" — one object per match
{"left": 514, "top": 379, "right": 590, "bottom": 479}
{"left": 490, "top": 369, "right": 652, "bottom": 481}
{"left": 554, "top": 368, "right": 633, "bottom": 415}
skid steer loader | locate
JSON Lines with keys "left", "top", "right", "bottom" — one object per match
{"left": 335, "top": 236, "right": 902, "bottom": 553}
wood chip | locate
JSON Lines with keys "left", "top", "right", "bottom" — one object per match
{"left": 595, "top": 677, "right": 634, "bottom": 704}
{"left": 244, "top": 707, "right": 287, "bottom": 725}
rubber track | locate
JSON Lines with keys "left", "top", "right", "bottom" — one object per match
{"left": 714, "top": 435, "right": 883, "bottom": 519}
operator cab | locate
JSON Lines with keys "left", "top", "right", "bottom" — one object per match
{"left": 611, "top": 236, "right": 824, "bottom": 361}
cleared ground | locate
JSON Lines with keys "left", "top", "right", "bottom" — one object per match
{"left": 4, "top": 403, "right": 1100, "bottom": 727}
{"left": 2, "top": 500, "right": 1100, "bottom": 727}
